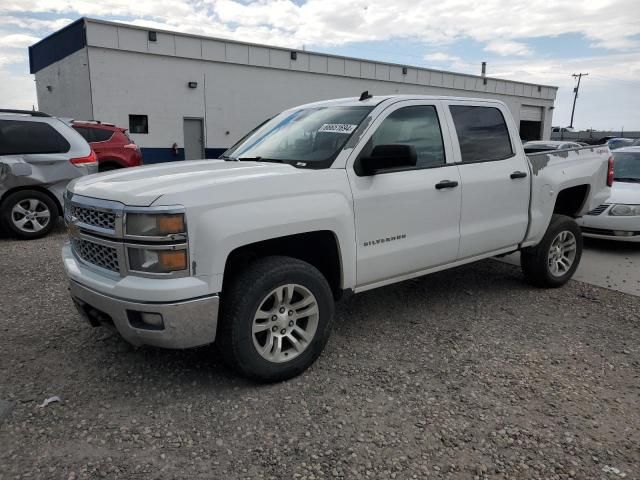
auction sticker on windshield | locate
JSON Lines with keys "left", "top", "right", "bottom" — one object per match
{"left": 318, "top": 124, "right": 357, "bottom": 134}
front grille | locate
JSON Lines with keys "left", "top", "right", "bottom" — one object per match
{"left": 72, "top": 238, "right": 120, "bottom": 272}
{"left": 586, "top": 204, "right": 609, "bottom": 216}
{"left": 70, "top": 205, "right": 116, "bottom": 230}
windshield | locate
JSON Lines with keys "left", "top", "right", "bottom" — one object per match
{"left": 613, "top": 152, "right": 640, "bottom": 182}
{"left": 223, "top": 106, "right": 373, "bottom": 168}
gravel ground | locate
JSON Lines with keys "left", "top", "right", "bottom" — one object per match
{"left": 1, "top": 223, "right": 639, "bottom": 480}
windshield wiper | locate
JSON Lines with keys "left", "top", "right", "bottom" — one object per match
{"left": 219, "top": 155, "right": 237, "bottom": 161}
{"left": 237, "top": 157, "right": 284, "bottom": 163}
{"left": 613, "top": 177, "right": 640, "bottom": 183}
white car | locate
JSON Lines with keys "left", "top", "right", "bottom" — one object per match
{"left": 579, "top": 146, "right": 640, "bottom": 242}
{"left": 0, "top": 109, "right": 97, "bottom": 239}
{"left": 62, "top": 94, "right": 611, "bottom": 381}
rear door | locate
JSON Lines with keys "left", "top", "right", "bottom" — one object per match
{"left": 347, "top": 100, "right": 462, "bottom": 288}
{"left": 443, "top": 101, "right": 530, "bottom": 258}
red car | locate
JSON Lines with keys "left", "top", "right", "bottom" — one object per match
{"left": 72, "top": 121, "right": 143, "bottom": 171}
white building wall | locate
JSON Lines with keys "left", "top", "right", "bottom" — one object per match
{"left": 35, "top": 48, "right": 93, "bottom": 119}
{"left": 88, "top": 47, "right": 555, "bottom": 154}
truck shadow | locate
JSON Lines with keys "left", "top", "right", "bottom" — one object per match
{"left": 583, "top": 237, "right": 640, "bottom": 253}
{"left": 82, "top": 258, "right": 531, "bottom": 391}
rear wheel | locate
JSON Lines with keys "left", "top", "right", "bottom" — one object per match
{"left": 217, "top": 256, "right": 334, "bottom": 382}
{"left": 521, "top": 214, "right": 582, "bottom": 287}
{"left": 0, "top": 190, "right": 57, "bottom": 240}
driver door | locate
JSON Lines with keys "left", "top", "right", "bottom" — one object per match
{"left": 346, "top": 100, "right": 462, "bottom": 289}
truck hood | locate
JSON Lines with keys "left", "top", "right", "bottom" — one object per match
{"left": 608, "top": 181, "right": 640, "bottom": 205}
{"left": 68, "top": 160, "right": 300, "bottom": 206}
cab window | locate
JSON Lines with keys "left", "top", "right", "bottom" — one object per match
{"left": 360, "top": 105, "right": 445, "bottom": 169}
{"left": 449, "top": 105, "right": 513, "bottom": 163}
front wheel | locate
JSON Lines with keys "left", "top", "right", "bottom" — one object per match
{"left": 217, "top": 256, "right": 334, "bottom": 382}
{"left": 0, "top": 190, "right": 58, "bottom": 240}
{"left": 521, "top": 214, "right": 583, "bottom": 288}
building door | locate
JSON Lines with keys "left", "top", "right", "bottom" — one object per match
{"left": 183, "top": 118, "right": 204, "bottom": 160}
{"left": 519, "top": 105, "right": 543, "bottom": 141}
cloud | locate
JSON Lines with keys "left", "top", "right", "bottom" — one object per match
{"left": 0, "top": 33, "right": 40, "bottom": 49}
{"left": 0, "top": 68, "right": 36, "bottom": 109}
{"left": 484, "top": 40, "right": 532, "bottom": 57}
{"left": 0, "top": 0, "right": 638, "bottom": 129}
{"left": 423, "top": 52, "right": 461, "bottom": 63}
{"left": 2, "top": 0, "right": 638, "bottom": 51}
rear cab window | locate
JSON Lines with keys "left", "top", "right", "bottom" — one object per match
{"left": 449, "top": 105, "right": 513, "bottom": 163}
{"left": 0, "top": 120, "right": 70, "bottom": 155}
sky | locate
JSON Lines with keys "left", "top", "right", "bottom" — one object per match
{"left": 0, "top": 0, "right": 639, "bottom": 131}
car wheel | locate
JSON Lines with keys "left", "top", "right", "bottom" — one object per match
{"left": 217, "top": 256, "right": 334, "bottom": 382}
{"left": 521, "top": 214, "right": 583, "bottom": 288}
{"left": 0, "top": 190, "right": 58, "bottom": 240}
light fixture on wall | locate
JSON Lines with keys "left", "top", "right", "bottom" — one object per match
{"left": 290, "top": 51, "right": 297, "bottom": 60}
{"left": 148, "top": 31, "right": 157, "bottom": 42}
{"left": 46, "top": 85, "right": 53, "bottom": 92}
{"left": 402, "top": 67, "right": 408, "bottom": 75}
{"left": 187, "top": 81, "right": 198, "bottom": 89}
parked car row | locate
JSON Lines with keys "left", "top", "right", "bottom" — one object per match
{"left": 521, "top": 140, "right": 639, "bottom": 242}
{"left": 579, "top": 146, "right": 640, "bottom": 242}
{"left": 0, "top": 109, "right": 142, "bottom": 239}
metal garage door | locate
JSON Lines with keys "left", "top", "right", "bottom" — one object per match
{"left": 520, "top": 105, "right": 543, "bottom": 122}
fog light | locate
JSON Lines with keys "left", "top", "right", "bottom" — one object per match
{"left": 128, "top": 311, "right": 165, "bottom": 330}
{"left": 141, "top": 312, "right": 164, "bottom": 327}
{"left": 613, "top": 231, "right": 634, "bottom": 237}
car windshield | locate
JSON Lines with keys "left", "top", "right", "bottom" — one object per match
{"left": 222, "top": 106, "right": 373, "bottom": 168}
{"left": 613, "top": 152, "right": 640, "bottom": 182}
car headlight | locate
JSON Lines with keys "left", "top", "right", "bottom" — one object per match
{"left": 128, "top": 247, "right": 188, "bottom": 274}
{"left": 126, "top": 213, "right": 186, "bottom": 237}
{"left": 609, "top": 204, "right": 640, "bottom": 216}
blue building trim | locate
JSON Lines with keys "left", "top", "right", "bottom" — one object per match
{"left": 205, "top": 148, "right": 226, "bottom": 158}
{"left": 29, "top": 18, "right": 86, "bottom": 74}
{"left": 141, "top": 147, "right": 226, "bottom": 164}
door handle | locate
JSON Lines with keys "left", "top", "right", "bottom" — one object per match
{"left": 435, "top": 180, "right": 459, "bottom": 189}
{"left": 510, "top": 171, "right": 527, "bottom": 179}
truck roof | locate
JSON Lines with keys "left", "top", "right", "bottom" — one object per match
{"left": 291, "top": 94, "right": 508, "bottom": 110}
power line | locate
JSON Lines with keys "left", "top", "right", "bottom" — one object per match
{"left": 569, "top": 72, "right": 588, "bottom": 129}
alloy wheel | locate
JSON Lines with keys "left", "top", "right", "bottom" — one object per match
{"left": 252, "top": 284, "right": 319, "bottom": 363}
{"left": 547, "top": 230, "right": 577, "bottom": 277}
{"left": 11, "top": 199, "right": 51, "bottom": 233}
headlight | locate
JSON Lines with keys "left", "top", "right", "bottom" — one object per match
{"left": 609, "top": 204, "right": 640, "bottom": 216}
{"left": 128, "top": 247, "right": 188, "bottom": 274}
{"left": 126, "top": 213, "right": 185, "bottom": 237}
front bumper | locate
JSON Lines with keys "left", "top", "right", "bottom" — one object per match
{"left": 578, "top": 209, "right": 640, "bottom": 242}
{"left": 69, "top": 281, "right": 219, "bottom": 348}
{"left": 63, "top": 243, "right": 219, "bottom": 349}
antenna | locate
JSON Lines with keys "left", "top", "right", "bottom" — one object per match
{"left": 359, "top": 91, "right": 373, "bottom": 101}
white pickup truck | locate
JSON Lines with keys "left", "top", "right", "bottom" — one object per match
{"left": 62, "top": 95, "right": 612, "bottom": 381}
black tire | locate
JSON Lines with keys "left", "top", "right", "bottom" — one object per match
{"left": 217, "top": 256, "right": 334, "bottom": 382}
{"left": 0, "top": 190, "right": 58, "bottom": 240}
{"left": 521, "top": 214, "right": 583, "bottom": 288}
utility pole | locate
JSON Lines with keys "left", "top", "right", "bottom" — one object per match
{"left": 569, "top": 73, "right": 588, "bottom": 129}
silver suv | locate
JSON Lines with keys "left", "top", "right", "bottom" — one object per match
{"left": 0, "top": 109, "right": 97, "bottom": 239}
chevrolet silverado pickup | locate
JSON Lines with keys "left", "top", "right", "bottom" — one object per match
{"left": 62, "top": 95, "right": 612, "bottom": 381}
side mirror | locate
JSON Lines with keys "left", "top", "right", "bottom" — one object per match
{"left": 358, "top": 144, "right": 417, "bottom": 175}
